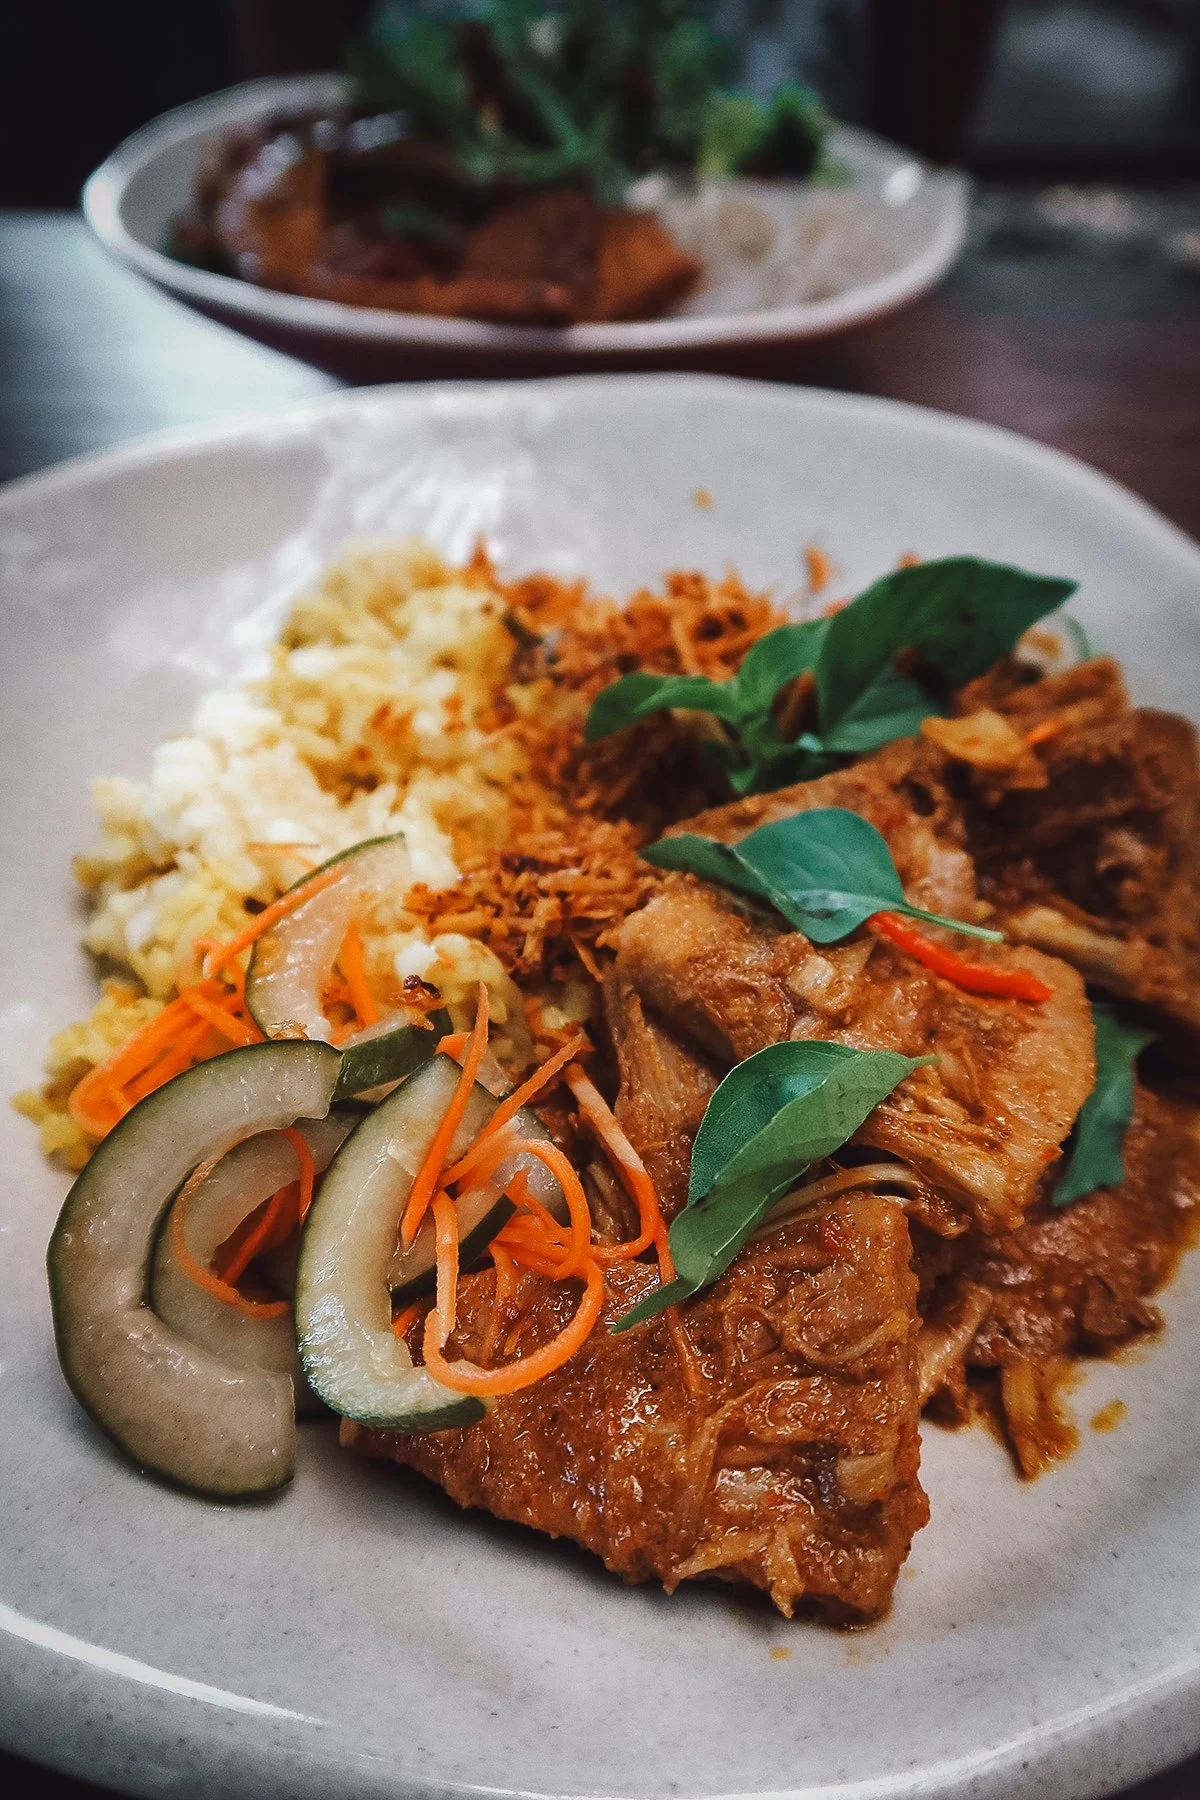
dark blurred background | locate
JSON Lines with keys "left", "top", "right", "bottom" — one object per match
{"left": 2, "top": 0, "right": 1199, "bottom": 206}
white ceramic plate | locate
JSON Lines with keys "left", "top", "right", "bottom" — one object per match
{"left": 2, "top": 376, "right": 1200, "bottom": 1800}
{"left": 82, "top": 74, "right": 968, "bottom": 359}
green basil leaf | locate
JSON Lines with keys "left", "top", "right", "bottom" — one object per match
{"left": 728, "top": 721, "right": 824, "bottom": 794}
{"left": 817, "top": 666, "right": 940, "bottom": 755}
{"left": 816, "top": 558, "right": 1077, "bottom": 743}
{"left": 725, "top": 728, "right": 831, "bottom": 794}
{"left": 1052, "top": 1002, "right": 1154, "bottom": 1207}
{"left": 728, "top": 807, "right": 904, "bottom": 940}
{"left": 687, "top": 1039, "right": 914, "bottom": 1201}
{"left": 643, "top": 807, "right": 1002, "bottom": 944}
{"left": 583, "top": 670, "right": 742, "bottom": 742}
{"left": 640, "top": 831, "right": 770, "bottom": 899}
{"left": 730, "top": 619, "right": 827, "bottom": 716}
{"left": 584, "top": 556, "right": 1077, "bottom": 793}
{"left": 614, "top": 1040, "right": 931, "bottom": 1329}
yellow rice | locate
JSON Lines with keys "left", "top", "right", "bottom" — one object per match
{"left": 15, "top": 538, "right": 546, "bottom": 1165}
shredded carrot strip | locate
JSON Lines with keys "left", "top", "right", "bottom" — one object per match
{"left": 451, "top": 1122, "right": 528, "bottom": 1198}
{"left": 392, "top": 1302, "right": 422, "bottom": 1340}
{"left": 565, "top": 1064, "right": 667, "bottom": 1263}
{"left": 263, "top": 1182, "right": 303, "bottom": 1248}
{"left": 123, "top": 1016, "right": 215, "bottom": 1103}
{"left": 495, "top": 1214, "right": 566, "bottom": 1253}
{"left": 868, "top": 912, "right": 1053, "bottom": 1002}
{"left": 68, "top": 969, "right": 271, "bottom": 1141}
{"left": 501, "top": 1169, "right": 569, "bottom": 1244}
{"left": 503, "top": 1137, "right": 592, "bottom": 1277}
{"left": 68, "top": 1000, "right": 191, "bottom": 1129}
{"left": 337, "top": 923, "right": 379, "bottom": 1029}
{"left": 804, "top": 544, "right": 831, "bottom": 595}
{"left": 169, "top": 1171, "right": 289, "bottom": 1320}
{"left": 217, "top": 1183, "right": 295, "bottom": 1286}
{"left": 422, "top": 1258, "right": 604, "bottom": 1396}
{"left": 436, "top": 1031, "right": 470, "bottom": 1059}
{"left": 181, "top": 987, "right": 262, "bottom": 1046}
{"left": 490, "top": 1244, "right": 565, "bottom": 1281}
{"left": 481, "top": 1243, "right": 518, "bottom": 1364}
{"left": 490, "top": 1171, "right": 576, "bottom": 1275}
{"left": 494, "top": 1221, "right": 563, "bottom": 1261}
{"left": 1024, "top": 713, "right": 1071, "bottom": 749}
{"left": 400, "top": 984, "right": 490, "bottom": 1246}
{"left": 109, "top": 1000, "right": 196, "bottom": 1076}
{"left": 429, "top": 1190, "right": 461, "bottom": 1347}
{"left": 201, "top": 865, "right": 342, "bottom": 980}
{"left": 441, "top": 1033, "right": 586, "bottom": 1189}
{"left": 68, "top": 1067, "right": 132, "bottom": 1138}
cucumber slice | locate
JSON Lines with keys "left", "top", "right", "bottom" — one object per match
{"left": 332, "top": 1009, "right": 452, "bottom": 1103}
{"left": 149, "top": 1111, "right": 353, "bottom": 1412}
{"left": 242, "top": 835, "right": 453, "bottom": 1100}
{"left": 386, "top": 1078, "right": 561, "bottom": 1304}
{"left": 245, "top": 835, "right": 412, "bottom": 1042}
{"left": 387, "top": 1195, "right": 516, "bottom": 1308}
{"left": 295, "top": 1054, "right": 565, "bottom": 1430}
{"left": 47, "top": 1041, "right": 340, "bottom": 1497}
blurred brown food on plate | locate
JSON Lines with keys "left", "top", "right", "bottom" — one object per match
{"left": 174, "top": 111, "right": 701, "bottom": 325}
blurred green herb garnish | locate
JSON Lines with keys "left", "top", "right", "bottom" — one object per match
{"left": 347, "top": 0, "right": 834, "bottom": 205}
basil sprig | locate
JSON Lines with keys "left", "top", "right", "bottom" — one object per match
{"left": 1052, "top": 1002, "right": 1154, "bottom": 1207}
{"left": 643, "top": 806, "right": 1002, "bottom": 945}
{"left": 586, "top": 557, "right": 1078, "bottom": 794}
{"left": 614, "top": 1040, "right": 931, "bottom": 1329}
{"left": 584, "top": 617, "right": 826, "bottom": 793}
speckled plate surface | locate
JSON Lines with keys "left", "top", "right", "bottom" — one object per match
{"left": 2, "top": 376, "right": 1200, "bottom": 1800}
{"left": 82, "top": 75, "right": 968, "bottom": 359}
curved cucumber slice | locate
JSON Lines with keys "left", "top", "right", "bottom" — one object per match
{"left": 245, "top": 836, "right": 412, "bottom": 1042}
{"left": 47, "top": 1041, "right": 340, "bottom": 1496}
{"left": 296, "top": 1054, "right": 564, "bottom": 1430}
{"left": 150, "top": 1112, "right": 353, "bottom": 1412}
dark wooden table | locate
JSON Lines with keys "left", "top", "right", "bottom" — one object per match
{"left": 2, "top": 205, "right": 1199, "bottom": 1800}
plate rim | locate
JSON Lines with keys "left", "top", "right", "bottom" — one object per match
{"left": 3, "top": 374, "right": 1200, "bottom": 1800}
{"left": 80, "top": 72, "right": 970, "bottom": 356}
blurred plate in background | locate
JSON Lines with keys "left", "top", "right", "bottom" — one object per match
{"left": 83, "top": 74, "right": 968, "bottom": 365}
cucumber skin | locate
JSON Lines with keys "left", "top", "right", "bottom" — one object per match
{"left": 389, "top": 1196, "right": 516, "bottom": 1307}
{"left": 332, "top": 1010, "right": 452, "bottom": 1102}
{"left": 46, "top": 1248, "right": 286, "bottom": 1502}
{"left": 47, "top": 1041, "right": 340, "bottom": 1497}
